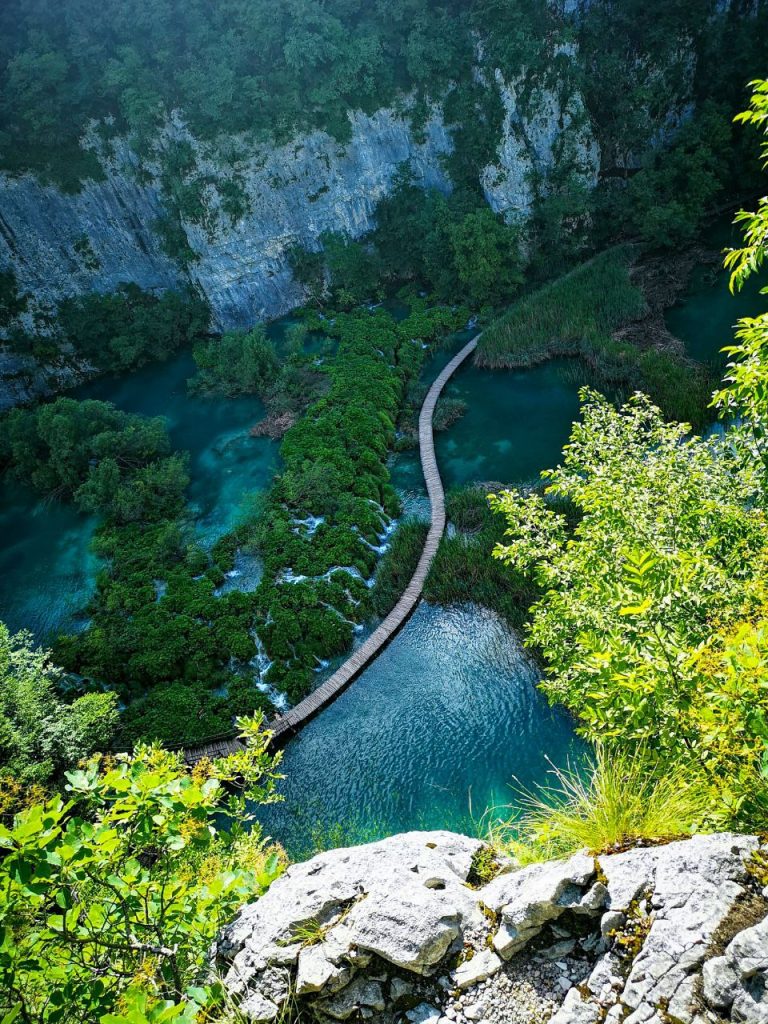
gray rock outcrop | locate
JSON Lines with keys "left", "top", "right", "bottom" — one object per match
{"left": 481, "top": 47, "right": 600, "bottom": 224}
{"left": 217, "top": 830, "right": 768, "bottom": 1024}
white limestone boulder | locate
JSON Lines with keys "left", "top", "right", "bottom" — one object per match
{"left": 218, "top": 830, "right": 767, "bottom": 1024}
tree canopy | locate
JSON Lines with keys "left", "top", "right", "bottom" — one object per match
{"left": 491, "top": 79, "right": 768, "bottom": 833}
{"left": 0, "top": 624, "right": 117, "bottom": 794}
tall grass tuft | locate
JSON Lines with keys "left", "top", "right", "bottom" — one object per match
{"left": 476, "top": 247, "right": 647, "bottom": 369}
{"left": 489, "top": 745, "right": 710, "bottom": 863}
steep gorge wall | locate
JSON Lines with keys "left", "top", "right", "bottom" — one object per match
{"left": 0, "top": 60, "right": 599, "bottom": 337}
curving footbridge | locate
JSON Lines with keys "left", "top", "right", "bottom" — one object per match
{"left": 183, "top": 334, "right": 479, "bottom": 763}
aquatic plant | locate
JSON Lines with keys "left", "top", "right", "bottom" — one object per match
{"left": 477, "top": 247, "right": 717, "bottom": 427}
{"left": 477, "top": 248, "right": 646, "bottom": 368}
{"left": 247, "top": 302, "right": 469, "bottom": 702}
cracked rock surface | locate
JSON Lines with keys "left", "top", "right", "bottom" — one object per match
{"left": 216, "top": 830, "right": 768, "bottom": 1024}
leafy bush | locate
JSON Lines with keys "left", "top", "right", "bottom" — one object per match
{"left": 59, "top": 284, "right": 210, "bottom": 373}
{"left": 491, "top": 389, "right": 768, "bottom": 826}
{"left": 0, "top": 624, "right": 118, "bottom": 792}
{"left": 191, "top": 326, "right": 279, "bottom": 396}
{"left": 0, "top": 398, "right": 177, "bottom": 513}
{"left": 0, "top": 716, "right": 285, "bottom": 1023}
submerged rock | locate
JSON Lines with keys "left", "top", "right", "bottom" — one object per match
{"left": 217, "top": 831, "right": 768, "bottom": 1024}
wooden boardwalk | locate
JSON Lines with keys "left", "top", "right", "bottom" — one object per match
{"left": 182, "top": 335, "right": 479, "bottom": 764}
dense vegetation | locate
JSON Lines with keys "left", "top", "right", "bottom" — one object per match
{"left": 0, "top": 624, "right": 117, "bottom": 796}
{"left": 6, "top": 283, "right": 210, "bottom": 373}
{"left": 0, "top": 0, "right": 476, "bottom": 182}
{"left": 0, "top": 302, "right": 469, "bottom": 742}
{"left": 0, "top": 398, "right": 184, "bottom": 518}
{"left": 190, "top": 325, "right": 279, "bottom": 397}
{"left": 491, "top": 79, "right": 768, "bottom": 853}
{"left": 278, "top": 0, "right": 768, "bottom": 309}
{"left": 0, "top": 715, "right": 285, "bottom": 1024}
{"left": 370, "top": 188, "right": 525, "bottom": 309}
{"left": 0, "top": 0, "right": 634, "bottom": 177}
{"left": 0, "top": 396, "right": 276, "bottom": 745}
{"left": 477, "top": 247, "right": 718, "bottom": 428}
{"left": 189, "top": 320, "right": 330, "bottom": 430}
{"left": 248, "top": 302, "right": 468, "bottom": 701}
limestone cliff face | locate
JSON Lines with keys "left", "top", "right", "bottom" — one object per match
{"left": 216, "top": 830, "right": 768, "bottom": 1024}
{"left": 0, "top": 51, "right": 598, "bottom": 338}
{"left": 0, "top": 139, "right": 184, "bottom": 315}
{"left": 175, "top": 105, "right": 454, "bottom": 330}
{"left": 481, "top": 49, "right": 600, "bottom": 223}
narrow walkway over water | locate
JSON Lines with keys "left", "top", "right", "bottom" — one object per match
{"left": 183, "top": 334, "right": 479, "bottom": 763}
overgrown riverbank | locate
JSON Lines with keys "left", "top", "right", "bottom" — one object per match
{"left": 244, "top": 302, "right": 469, "bottom": 704}
{"left": 372, "top": 486, "right": 540, "bottom": 635}
{"left": 477, "top": 246, "right": 719, "bottom": 430}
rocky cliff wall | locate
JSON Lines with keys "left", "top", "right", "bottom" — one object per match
{"left": 481, "top": 46, "right": 599, "bottom": 222}
{"left": 217, "top": 830, "right": 768, "bottom": 1024}
{"left": 0, "top": 54, "right": 599, "bottom": 336}
{"left": 0, "top": 139, "right": 184, "bottom": 315}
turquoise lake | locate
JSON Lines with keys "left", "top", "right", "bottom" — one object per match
{"left": 259, "top": 602, "right": 583, "bottom": 857}
{"left": 263, "top": 339, "right": 587, "bottom": 855}
{"left": 0, "top": 349, "right": 279, "bottom": 640}
{"left": 665, "top": 217, "right": 767, "bottom": 367}
{"left": 1, "top": 232, "right": 762, "bottom": 854}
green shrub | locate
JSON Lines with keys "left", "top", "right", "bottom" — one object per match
{"left": 491, "top": 389, "right": 768, "bottom": 829}
{"left": 0, "top": 624, "right": 118, "bottom": 792}
{"left": 191, "top": 326, "right": 279, "bottom": 396}
{"left": 371, "top": 519, "right": 428, "bottom": 617}
{"left": 0, "top": 717, "right": 284, "bottom": 1023}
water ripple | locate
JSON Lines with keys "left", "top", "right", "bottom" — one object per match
{"left": 259, "top": 602, "right": 583, "bottom": 857}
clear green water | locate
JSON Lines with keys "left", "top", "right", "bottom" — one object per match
{"left": 262, "top": 351, "right": 585, "bottom": 856}
{"left": 391, "top": 356, "right": 580, "bottom": 516}
{"left": 75, "top": 349, "right": 280, "bottom": 543}
{"left": 0, "top": 348, "right": 279, "bottom": 640}
{"left": 0, "top": 484, "right": 99, "bottom": 640}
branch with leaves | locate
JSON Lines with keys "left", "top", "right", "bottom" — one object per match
{"left": 0, "top": 715, "right": 285, "bottom": 1024}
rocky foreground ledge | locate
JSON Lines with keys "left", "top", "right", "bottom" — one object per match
{"left": 216, "top": 831, "right": 768, "bottom": 1024}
